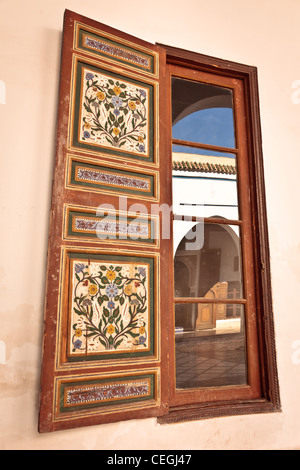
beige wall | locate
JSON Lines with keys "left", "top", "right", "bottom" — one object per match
{"left": 1, "top": 0, "right": 300, "bottom": 450}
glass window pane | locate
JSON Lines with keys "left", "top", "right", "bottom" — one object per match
{"left": 174, "top": 222, "right": 243, "bottom": 299}
{"left": 175, "top": 303, "right": 247, "bottom": 389}
{"left": 171, "top": 77, "right": 236, "bottom": 148}
{"left": 172, "top": 144, "right": 239, "bottom": 220}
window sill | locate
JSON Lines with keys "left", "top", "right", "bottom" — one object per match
{"left": 158, "top": 399, "right": 281, "bottom": 425}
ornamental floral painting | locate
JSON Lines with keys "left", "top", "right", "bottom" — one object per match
{"left": 68, "top": 258, "right": 152, "bottom": 359}
{"left": 78, "top": 66, "right": 151, "bottom": 157}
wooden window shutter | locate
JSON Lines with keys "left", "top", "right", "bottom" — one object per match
{"left": 38, "top": 10, "right": 171, "bottom": 432}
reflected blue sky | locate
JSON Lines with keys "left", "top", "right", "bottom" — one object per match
{"left": 172, "top": 107, "right": 235, "bottom": 155}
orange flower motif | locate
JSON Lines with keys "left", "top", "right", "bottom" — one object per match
{"left": 107, "top": 324, "right": 115, "bottom": 335}
{"left": 106, "top": 269, "right": 116, "bottom": 282}
{"left": 88, "top": 284, "right": 98, "bottom": 296}
{"left": 113, "top": 85, "right": 121, "bottom": 95}
{"left": 97, "top": 91, "right": 105, "bottom": 101}
{"left": 113, "top": 127, "right": 120, "bottom": 136}
{"left": 128, "top": 100, "right": 136, "bottom": 111}
{"left": 124, "top": 284, "right": 132, "bottom": 296}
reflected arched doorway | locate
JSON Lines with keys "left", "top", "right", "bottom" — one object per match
{"left": 174, "top": 221, "right": 243, "bottom": 331}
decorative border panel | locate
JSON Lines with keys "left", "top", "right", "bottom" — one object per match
{"left": 54, "top": 370, "right": 159, "bottom": 421}
{"left": 74, "top": 22, "right": 158, "bottom": 76}
{"left": 69, "top": 57, "right": 157, "bottom": 164}
{"left": 63, "top": 205, "right": 159, "bottom": 246}
{"left": 66, "top": 155, "right": 158, "bottom": 200}
{"left": 56, "top": 248, "right": 159, "bottom": 368}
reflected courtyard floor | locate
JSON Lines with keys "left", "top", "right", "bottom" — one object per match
{"left": 175, "top": 320, "right": 247, "bottom": 389}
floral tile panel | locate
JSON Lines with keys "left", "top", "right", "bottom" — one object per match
{"left": 71, "top": 60, "right": 155, "bottom": 162}
{"left": 67, "top": 255, "right": 155, "bottom": 362}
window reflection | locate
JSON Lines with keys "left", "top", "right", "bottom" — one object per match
{"left": 171, "top": 77, "right": 236, "bottom": 149}
{"left": 171, "top": 77, "right": 239, "bottom": 220}
{"left": 172, "top": 152, "right": 239, "bottom": 220}
{"left": 171, "top": 76, "right": 247, "bottom": 391}
{"left": 173, "top": 223, "right": 247, "bottom": 389}
{"left": 175, "top": 304, "right": 247, "bottom": 389}
{"left": 174, "top": 222, "right": 243, "bottom": 301}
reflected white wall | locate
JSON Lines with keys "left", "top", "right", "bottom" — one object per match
{"left": 173, "top": 167, "right": 239, "bottom": 255}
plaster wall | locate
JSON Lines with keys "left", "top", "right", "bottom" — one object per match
{"left": 1, "top": 0, "right": 300, "bottom": 450}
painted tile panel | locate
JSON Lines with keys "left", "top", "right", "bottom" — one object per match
{"left": 67, "top": 156, "right": 157, "bottom": 199}
{"left": 75, "top": 24, "right": 157, "bottom": 75}
{"left": 67, "top": 253, "right": 156, "bottom": 362}
{"left": 70, "top": 59, "right": 156, "bottom": 163}
{"left": 64, "top": 206, "right": 158, "bottom": 245}
{"left": 56, "top": 372, "right": 157, "bottom": 417}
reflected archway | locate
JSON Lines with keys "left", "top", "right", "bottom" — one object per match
{"left": 174, "top": 221, "right": 243, "bottom": 331}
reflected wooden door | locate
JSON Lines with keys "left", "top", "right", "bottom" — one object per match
{"left": 196, "top": 249, "right": 220, "bottom": 330}
{"left": 196, "top": 297, "right": 216, "bottom": 330}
